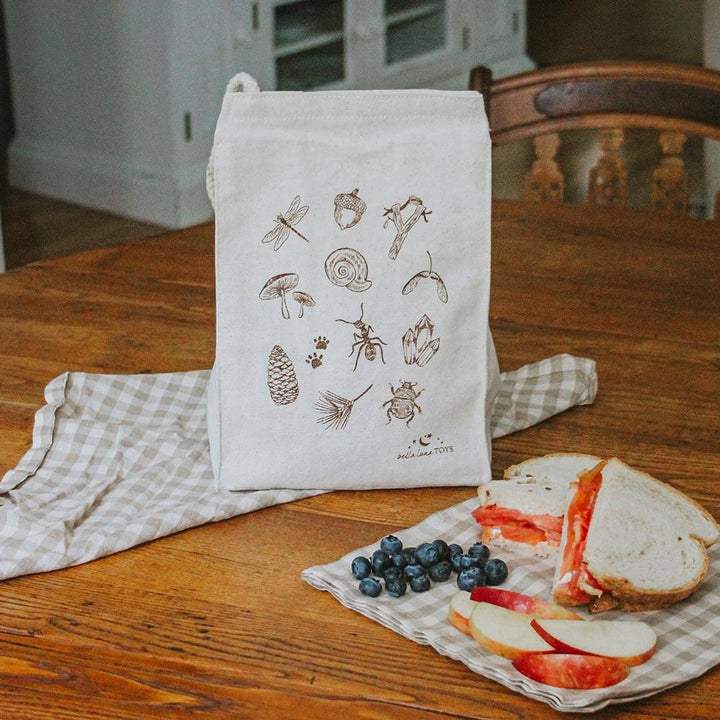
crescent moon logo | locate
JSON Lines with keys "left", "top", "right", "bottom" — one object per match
{"left": 418, "top": 434, "right": 432, "bottom": 447}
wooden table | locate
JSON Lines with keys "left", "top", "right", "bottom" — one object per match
{"left": 0, "top": 200, "right": 718, "bottom": 718}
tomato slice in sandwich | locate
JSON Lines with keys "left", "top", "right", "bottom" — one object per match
{"left": 553, "top": 461, "right": 607, "bottom": 605}
{"left": 471, "top": 506, "right": 563, "bottom": 547}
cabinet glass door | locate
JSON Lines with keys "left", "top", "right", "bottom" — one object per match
{"left": 383, "top": 0, "right": 447, "bottom": 65}
{"left": 273, "top": 0, "right": 345, "bottom": 90}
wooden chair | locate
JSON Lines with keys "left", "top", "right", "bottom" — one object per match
{"left": 470, "top": 62, "right": 720, "bottom": 219}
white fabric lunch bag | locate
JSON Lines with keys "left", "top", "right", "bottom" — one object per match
{"left": 206, "top": 73, "right": 499, "bottom": 491}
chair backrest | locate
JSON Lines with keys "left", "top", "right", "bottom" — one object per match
{"left": 470, "top": 62, "right": 720, "bottom": 219}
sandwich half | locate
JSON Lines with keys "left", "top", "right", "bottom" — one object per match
{"left": 552, "top": 458, "right": 719, "bottom": 612}
{"left": 472, "top": 453, "right": 601, "bottom": 557}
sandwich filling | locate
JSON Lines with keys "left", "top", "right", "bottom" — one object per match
{"left": 553, "top": 461, "right": 607, "bottom": 605}
{"left": 471, "top": 506, "right": 563, "bottom": 547}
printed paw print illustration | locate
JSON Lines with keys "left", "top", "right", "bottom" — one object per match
{"left": 314, "top": 336, "right": 329, "bottom": 350}
{"left": 306, "top": 352, "right": 323, "bottom": 369}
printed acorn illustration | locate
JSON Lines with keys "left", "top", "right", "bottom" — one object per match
{"left": 267, "top": 345, "right": 299, "bottom": 405}
{"left": 333, "top": 188, "right": 366, "bottom": 230}
{"left": 402, "top": 251, "right": 448, "bottom": 303}
{"left": 403, "top": 314, "right": 440, "bottom": 367}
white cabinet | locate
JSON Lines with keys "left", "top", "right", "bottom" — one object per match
{"left": 5, "top": 0, "right": 531, "bottom": 228}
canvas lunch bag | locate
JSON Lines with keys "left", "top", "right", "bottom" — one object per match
{"left": 206, "top": 73, "right": 499, "bottom": 491}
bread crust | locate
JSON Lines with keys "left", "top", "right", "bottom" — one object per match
{"left": 503, "top": 452, "right": 602, "bottom": 480}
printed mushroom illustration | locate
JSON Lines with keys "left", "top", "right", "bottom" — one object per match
{"left": 259, "top": 273, "right": 299, "bottom": 319}
{"left": 293, "top": 291, "right": 316, "bottom": 318}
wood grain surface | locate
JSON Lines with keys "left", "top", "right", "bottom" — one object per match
{"left": 0, "top": 200, "right": 718, "bottom": 719}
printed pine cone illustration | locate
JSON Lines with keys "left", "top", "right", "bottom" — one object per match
{"left": 267, "top": 345, "right": 299, "bottom": 405}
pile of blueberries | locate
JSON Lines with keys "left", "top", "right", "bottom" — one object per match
{"left": 351, "top": 534, "right": 508, "bottom": 598}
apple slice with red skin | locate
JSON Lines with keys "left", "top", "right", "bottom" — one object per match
{"left": 513, "top": 653, "right": 630, "bottom": 689}
{"left": 469, "top": 602, "right": 554, "bottom": 660}
{"left": 448, "top": 591, "right": 474, "bottom": 635}
{"left": 531, "top": 618, "right": 657, "bottom": 667}
{"left": 471, "top": 587, "right": 583, "bottom": 620}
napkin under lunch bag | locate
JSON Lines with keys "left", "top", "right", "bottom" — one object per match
{"left": 206, "top": 73, "right": 499, "bottom": 491}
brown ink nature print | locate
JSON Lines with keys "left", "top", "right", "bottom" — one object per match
{"left": 336, "top": 303, "right": 387, "bottom": 372}
{"left": 324, "top": 247, "right": 372, "bottom": 292}
{"left": 383, "top": 195, "right": 432, "bottom": 260}
{"left": 261, "top": 195, "right": 310, "bottom": 250}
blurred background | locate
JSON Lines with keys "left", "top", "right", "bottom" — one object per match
{"left": 0, "top": 0, "right": 717, "bottom": 270}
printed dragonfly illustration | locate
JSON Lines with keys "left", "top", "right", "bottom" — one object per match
{"left": 261, "top": 195, "right": 310, "bottom": 251}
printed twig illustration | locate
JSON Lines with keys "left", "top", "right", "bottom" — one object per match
{"left": 324, "top": 247, "right": 372, "bottom": 292}
{"left": 403, "top": 314, "right": 440, "bottom": 367}
{"left": 402, "top": 251, "right": 448, "bottom": 303}
{"left": 306, "top": 352, "right": 323, "bottom": 369}
{"left": 262, "top": 195, "right": 310, "bottom": 251}
{"left": 383, "top": 196, "right": 432, "bottom": 260}
{"left": 383, "top": 381, "right": 423, "bottom": 426}
{"left": 336, "top": 302, "right": 387, "bottom": 372}
{"left": 292, "top": 291, "right": 316, "bottom": 318}
{"left": 334, "top": 188, "right": 367, "bottom": 230}
{"left": 259, "top": 273, "right": 299, "bottom": 319}
{"left": 315, "top": 384, "right": 373, "bottom": 430}
{"left": 314, "top": 336, "right": 329, "bottom": 350}
{"left": 267, "top": 345, "right": 299, "bottom": 405}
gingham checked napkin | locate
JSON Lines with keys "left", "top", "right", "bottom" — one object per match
{"left": 302, "top": 498, "right": 720, "bottom": 712}
{"left": 0, "top": 354, "right": 595, "bottom": 581}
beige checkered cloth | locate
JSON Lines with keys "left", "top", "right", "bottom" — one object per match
{"left": 0, "top": 355, "right": 595, "bottom": 581}
{"left": 303, "top": 498, "right": 720, "bottom": 712}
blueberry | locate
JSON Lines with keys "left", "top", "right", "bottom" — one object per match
{"left": 371, "top": 549, "right": 391, "bottom": 576}
{"left": 409, "top": 574, "right": 431, "bottom": 593}
{"left": 485, "top": 558, "right": 509, "bottom": 586}
{"left": 427, "top": 560, "right": 452, "bottom": 582}
{"left": 390, "top": 552, "right": 408, "bottom": 570}
{"left": 359, "top": 577, "right": 382, "bottom": 597}
{"left": 448, "top": 543, "right": 463, "bottom": 558}
{"left": 432, "top": 539, "right": 450, "bottom": 562}
{"left": 402, "top": 547, "right": 417, "bottom": 565}
{"left": 404, "top": 564, "right": 426, "bottom": 580}
{"left": 415, "top": 542, "right": 440, "bottom": 567}
{"left": 382, "top": 566, "right": 403, "bottom": 582}
{"left": 380, "top": 534, "right": 403, "bottom": 555}
{"left": 457, "top": 554, "right": 482, "bottom": 571}
{"left": 450, "top": 553, "right": 464, "bottom": 574}
{"left": 468, "top": 542, "right": 490, "bottom": 563}
{"left": 351, "top": 556, "right": 372, "bottom": 580}
{"left": 457, "top": 566, "right": 485, "bottom": 592}
{"left": 385, "top": 575, "right": 407, "bottom": 598}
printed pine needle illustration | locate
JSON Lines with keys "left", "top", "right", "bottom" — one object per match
{"left": 261, "top": 195, "right": 310, "bottom": 251}
{"left": 267, "top": 345, "right": 299, "bottom": 405}
{"left": 315, "top": 384, "right": 373, "bottom": 430}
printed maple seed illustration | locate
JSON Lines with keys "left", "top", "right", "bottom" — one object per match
{"left": 306, "top": 352, "right": 323, "bottom": 369}
{"left": 336, "top": 302, "right": 387, "bottom": 371}
{"left": 314, "top": 336, "right": 329, "bottom": 350}
{"left": 261, "top": 195, "right": 310, "bottom": 251}
{"left": 333, "top": 188, "right": 367, "bottom": 230}
{"left": 383, "top": 381, "right": 423, "bottom": 426}
{"left": 324, "top": 247, "right": 372, "bottom": 292}
{"left": 383, "top": 196, "right": 432, "bottom": 260}
{"left": 267, "top": 345, "right": 299, "bottom": 405}
{"left": 315, "top": 384, "right": 373, "bottom": 430}
{"left": 403, "top": 314, "right": 440, "bottom": 367}
{"left": 402, "top": 251, "right": 448, "bottom": 303}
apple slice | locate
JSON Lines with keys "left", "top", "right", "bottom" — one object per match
{"left": 469, "top": 602, "right": 554, "bottom": 660}
{"left": 448, "top": 591, "right": 475, "bottom": 635}
{"left": 470, "top": 587, "right": 583, "bottom": 620}
{"left": 532, "top": 618, "right": 657, "bottom": 667}
{"left": 513, "top": 653, "right": 629, "bottom": 689}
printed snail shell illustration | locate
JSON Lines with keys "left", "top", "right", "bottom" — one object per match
{"left": 333, "top": 188, "right": 367, "bottom": 230}
{"left": 324, "top": 247, "right": 372, "bottom": 292}
{"left": 267, "top": 345, "right": 299, "bottom": 405}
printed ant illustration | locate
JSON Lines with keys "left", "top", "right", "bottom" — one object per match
{"left": 336, "top": 302, "right": 387, "bottom": 372}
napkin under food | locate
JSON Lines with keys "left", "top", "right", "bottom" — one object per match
{"left": 0, "top": 355, "right": 595, "bottom": 582}
{"left": 302, "top": 497, "right": 720, "bottom": 712}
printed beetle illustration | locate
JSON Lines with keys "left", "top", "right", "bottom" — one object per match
{"left": 336, "top": 302, "right": 387, "bottom": 372}
{"left": 383, "top": 380, "right": 423, "bottom": 426}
